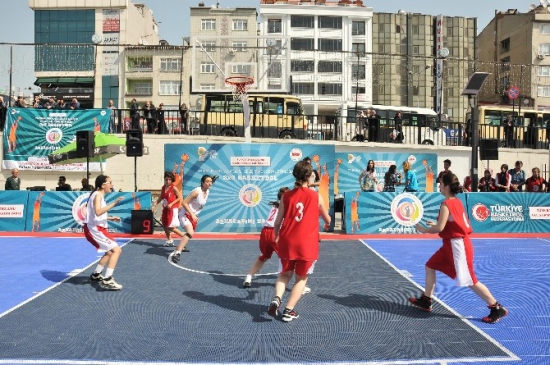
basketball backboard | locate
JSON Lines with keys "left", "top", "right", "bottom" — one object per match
{"left": 190, "top": 35, "right": 291, "bottom": 94}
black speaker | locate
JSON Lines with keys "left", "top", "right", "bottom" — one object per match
{"left": 479, "top": 139, "right": 499, "bottom": 160}
{"left": 126, "top": 130, "right": 143, "bottom": 157}
{"left": 131, "top": 210, "right": 154, "bottom": 234}
{"left": 76, "top": 130, "right": 95, "bottom": 158}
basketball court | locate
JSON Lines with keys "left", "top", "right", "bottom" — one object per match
{"left": 1, "top": 233, "right": 547, "bottom": 364}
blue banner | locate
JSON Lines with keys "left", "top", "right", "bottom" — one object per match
{"left": 0, "top": 191, "right": 29, "bottom": 231}
{"left": 164, "top": 143, "right": 335, "bottom": 233}
{"left": 2, "top": 108, "right": 111, "bottom": 171}
{"left": 22, "top": 191, "right": 151, "bottom": 233}
{"left": 334, "top": 151, "right": 438, "bottom": 195}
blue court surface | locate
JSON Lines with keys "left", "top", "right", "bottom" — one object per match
{"left": 0, "top": 235, "right": 547, "bottom": 365}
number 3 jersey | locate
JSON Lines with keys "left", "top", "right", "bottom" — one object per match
{"left": 277, "top": 186, "right": 320, "bottom": 261}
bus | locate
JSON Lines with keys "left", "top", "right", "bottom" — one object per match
{"left": 337, "top": 103, "right": 448, "bottom": 145}
{"left": 474, "top": 105, "right": 549, "bottom": 149}
{"left": 199, "top": 94, "right": 307, "bottom": 139}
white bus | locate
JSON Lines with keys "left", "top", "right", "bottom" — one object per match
{"left": 337, "top": 103, "right": 448, "bottom": 145}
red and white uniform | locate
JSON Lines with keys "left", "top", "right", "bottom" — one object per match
{"left": 83, "top": 191, "right": 118, "bottom": 252}
{"left": 257, "top": 206, "right": 278, "bottom": 262}
{"left": 161, "top": 184, "right": 179, "bottom": 228}
{"left": 426, "top": 198, "right": 477, "bottom": 287}
{"left": 178, "top": 186, "right": 209, "bottom": 230}
{"left": 525, "top": 176, "right": 547, "bottom": 192}
{"left": 278, "top": 187, "right": 319, "bottom": 276}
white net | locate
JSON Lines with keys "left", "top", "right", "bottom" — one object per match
{"left": 225, "top": 76, "right": 254, "bottom": 102}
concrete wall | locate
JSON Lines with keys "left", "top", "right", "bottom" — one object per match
{"left": 1, "top": 132, "right": 549, "bottom": 192}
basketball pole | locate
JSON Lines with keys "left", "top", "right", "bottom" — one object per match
{"left": 242, "top": 97, "right": 251, "bottom": 144}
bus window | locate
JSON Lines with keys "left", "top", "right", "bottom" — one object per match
{"left": 264, "top": 98, "right": 284, "bottom": 114}
{"left": 286, "top": 102, "right": 302, "bottom": 115}
{"left": 483, "top": 109, "right": 503, "bottom": 126}
{"left": 208, "top": 100, "right": 225, "bottom": 112}
{"left": 227, "top": 100, "right": 243, "bottom": 113}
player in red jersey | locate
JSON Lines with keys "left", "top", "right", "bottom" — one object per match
{"left": 268, "top": 160, "right": 331, "bottom": 322}
{"left": 410, "top": 173, "right": 508, "bottom": 324}
{"left": 243, "top": 187, "right": 290, "bottom": 288}
{"left": 152, "top": 171, "right": 185, "bottom": 246}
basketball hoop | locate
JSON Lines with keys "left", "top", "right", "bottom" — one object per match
{"left": 225, "top": 76, "right": 254, "bottom": 102}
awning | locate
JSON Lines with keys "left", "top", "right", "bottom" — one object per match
{"left": 34, "top": 77, "right": 94, "bottom": 86}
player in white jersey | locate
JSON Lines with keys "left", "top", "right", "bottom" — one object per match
{"left": 243, "top": 187, "right": 290, "bottom": 288}
{"left": 170, "top": 174, "right": 217, "bottom": 263}
{"left": 84, "top": 175, "right": 124, "bottom": 290}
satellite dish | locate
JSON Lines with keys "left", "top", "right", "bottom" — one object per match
{"left": 91, "top": 34, "right": 102, "bottom": 44}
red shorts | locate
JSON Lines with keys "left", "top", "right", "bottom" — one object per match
{"left": 280, "top": 259, "right": 315, "bottom": 277}
{"left": 426, "top": 237, "right": 477, "bottom": 286}
{"left": 184, "top": 212, "right": 197, "bottom": 231}
{"left": 258, "top": 227, "right": 277, "bottom": 261}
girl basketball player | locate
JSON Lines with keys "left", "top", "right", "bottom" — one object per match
{"left": 411, "top": 173, "right": 508, "bottom": 324}
{"left": 153, "top": 171, "right": 184, "bottom": 246}
{"left": 268, "top": 160, "right": 331, "bottom": 322}
{"left": 85, "top": 175, "right": 124, "bottom": 290}
{"left": 170, "top": 174, "right": 217, "bottom": 263}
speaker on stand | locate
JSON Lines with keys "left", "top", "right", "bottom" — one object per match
{"left": 126, "top": 130, "right": 144, "bottom": 192}
{"left": 479, "top": 139, "right": 499, "bottom": 160}
{"left": 76, "top": 130, "right": 95, "bottom": 181}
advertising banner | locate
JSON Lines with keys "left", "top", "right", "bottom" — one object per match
{"left": 165, "top": 143, "right": 335, "bottom": 233}
{"left": 0, "top": 191, "right": 29, "bottom": 232}
{"left": 22, "top": 191, "right": 151, "bottom": 233}
{"left": 334, "top": 151, "right": 438, "bottom": 195}
{"left": 3, "top": 108, "right": 111, "bottom": 171}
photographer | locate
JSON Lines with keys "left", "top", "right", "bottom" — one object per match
{"left": 383, "top": 165, "right": 401, "bottom": 192}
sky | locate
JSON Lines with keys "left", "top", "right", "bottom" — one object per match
{"left": 0, "top": 0, "right": 536, "bottom": 91}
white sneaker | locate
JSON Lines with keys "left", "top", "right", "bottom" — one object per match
{"left": 163, "top": 240, "right": 174, "bottom": 247}
{"left": 101, "top": 277, "right": 123, "bottom": 290}
{"left": 302, "top": 286, "right": 311, "bottom": 295}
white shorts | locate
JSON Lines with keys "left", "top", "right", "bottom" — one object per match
{"left": 84, "top": 224, "right": 118, "bottom": 253}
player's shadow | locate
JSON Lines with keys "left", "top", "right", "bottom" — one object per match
{"left": 40, "top": 270, "right": 69, "bottom": 283}
{"left": 131, "top": 239, "right": 174, "bottom": 258}
{"left": 208, "top": 270, "right": 277, "bottom": 289}
{"left": 183, "top": 290, "right": 272, "bottom": 323}
{"left": 318, "top": 293, "right": 456, "bottom": 319}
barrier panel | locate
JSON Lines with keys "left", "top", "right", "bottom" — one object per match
{"left": 0, "top": 191, "right": 29, "bottom": 231}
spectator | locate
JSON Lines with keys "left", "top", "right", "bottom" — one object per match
{"left": 143, "top": 101, "right": 156, "bottom": 134}
{"left": 509, "top": 160, "right": 526, "bottom": 192}
{"left": 56, "top": 176, "right": 72, "bottom": 191}
{"left": 359, "top": 159, "right": 378, "bottom": 192}
{"left": 368, "top": 109, "right": 379, "bottom": 142}
{"left": 495, "top": 164, "right": 511, "bottom": 192}
{"left": 503, "top": 115, "right": 514, "bottom": 148}
{"left": 69, "top": 98, "right": 80, "bottom": 110}
{"left": 391, "top": 111, "right": 404, "bottom": 143}
{"left": 0, "top": 95, "right": 6, "bottom": 131}
{"left": 156, "top": 103, "right": 168, "bottom": 134}
{"left": 44, "top": 97, "right": 55, "bottom": 110}
{"left": 402, "top": 161, "right": 418, "bottom": 192}
{"left": 436, "top": 159, "right": 452, "bottom": 184}
{"left": 462, "top": 175, "right": 472, "bottom": 192}
{"left": 179, "top": 103, "right": 189, "bottom": 134}
{"left": 525, "top": 167, "right": 548, "bottom": 192}
{"left": 33, "top": 95, "right": 43, "bottom": 109}
{"left": 478, "top": 169, "right": 496, "bottom": 192}
{"left": 80, "top": 178, "right": 94, "bottom": 191}
{"left": 355, "top": 110, "right": 366, "bottom": 142}
{"left": 303, "top": 157, "right": 320, "bottom": 190}
{"left": 130, "top": 98, "right": 140, "bottom": 130}
{"left": 463, "top": 118, "right": 472, "bottom": 146}
{"left": 383, "top": 165, "right": 401, "bottom": 192}
{"left": 108, "top": 99, "right": 116, "bottom": 133}
{"left": 55, "top": 99, "right": 66, "bottom": 109}
{"left": 5, "top": 168, "right": 21, "bottom": 190}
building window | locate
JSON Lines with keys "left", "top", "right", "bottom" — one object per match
{"left": 293, "top": 82, "right": 315, "bottom": 95}
{"left": 127, "top": 57, "right": 153, "bottom": 72}
{"left": 352, "top": 86, "right": 365, "bottom": 95}
{"left": 318, "top": 83, "right": 342, "bottom": 95}
{"left": 201, "top": 19, "right": 216, "bottom": 30}
{"left": 413, "top": 46, "right": 419, "bottom": 54}
{"left": 538, "top": 86, "right": 550, "bottom": 97}
{"left": 291, "top": 15, "right": 314, "bottom": 28}
{"left": 231, "top": 64, "right": 252, "bottom": 74}
{"left": 291, "top": 38, "right": 314, "bottom": 51}
{"left": 351, "top": 64, "right": 365, "bottom": 80}
{"left": 200, "top": 63, "right": 215, "bottom": 73}
{"left": 268, "top": 62, "right": 282, "bottom": 78}
{"left": 319, "top": 38, "right": 342, "bottom": 52}
{"left": 500, "top": 38, "right": 510, "bottom": 53}
{"left": 268, "top": 19, "right": 282, "bottom": 33}
{"left": 542, "top": 24, "right": 550, "bottom": 34}
{"left": 201, "top": 41, "right": 216, "bottom": 52}
{"left": 233, "top": 20, "right": 248, "bottom": 31}
{"left": 132, "top": 82, "right": 152, "bottom": 95}
{"left": 352, "top": 43, "right": 365, "bottom": 54}
{"left": 446, "top": 27, "right": 453, "bottom": 37}
{"left": 412, "top": 25, "right": 419, "bottom": 35}
{"left": 539, "top": 66, "right": 550, "bottom": 76}
{"left": 352, "top": 21, "right": 365, "bottom": 35}
{"left": 160, "top": 58, "right": 181, "bottom": 72}
{"left": 201, "top": 84, "right": 215, "bottom": 90}
{"left": 318, "top": 61, "right": 342, "bottom": 73}
{"left": 232, "top": 42, "right": 247, "bottom": 52}
{"left": 540, "top": 43, "right": 550, "bottom": 56}
{"left": 319, "top": 16, "right": 342, "bottom": 29}
{"left": 159, "top": 81, "right": 181, "bottom": 95}
{"left": 291, "top": 60, "right": 314, "bottom": 72}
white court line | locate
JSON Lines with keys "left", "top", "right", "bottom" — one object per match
{"left": 360, "top": 238, "right": 520, "bottom": 364}
{"left": 0, "top": 239, "right": 134, "bottom": 320}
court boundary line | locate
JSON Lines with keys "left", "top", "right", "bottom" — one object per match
{"left": 360, "top": 238, "right": 521, "bottom": 363}
{"left": 0, "top": 238, "right": 134, "bottom": 321}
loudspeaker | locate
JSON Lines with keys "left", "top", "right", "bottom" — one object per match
{"left": 479, "top": 139, "right": 499, "bottom": 160}
{"left": 76, "top": 130, "right": 95, "bottom": 158}
{"left": 131, "top": 210, "right": 154, "bottom": 234}
{"left": 126, "top": 130, "right": 143, "bottom": 157}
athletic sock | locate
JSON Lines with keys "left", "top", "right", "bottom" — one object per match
{"left": 94, "top": 265, "right": 104, "bottom": 274}
{"left": 104, "top": 268, "right": 114, "bottom": 278}
{"left": 245, "top": 274, "right": 252, "bottom": 282}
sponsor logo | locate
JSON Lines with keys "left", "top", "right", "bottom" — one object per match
{"left": 239, "top": 184, "right": 262, "bottom": 208}
{"left": 289, "top": 148, "right": 302, "bottom": 161}
{"left": 391, "top": 193, "right": 424, "bottom": 226}
{"left": 72, "top": 193, "right": 91, "bottom": 225}
{"left": 471, "top": 203, "right": 490, "bottom": 222}
{"left": 46, "top": 128, "right": 63, "bottom": 144}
